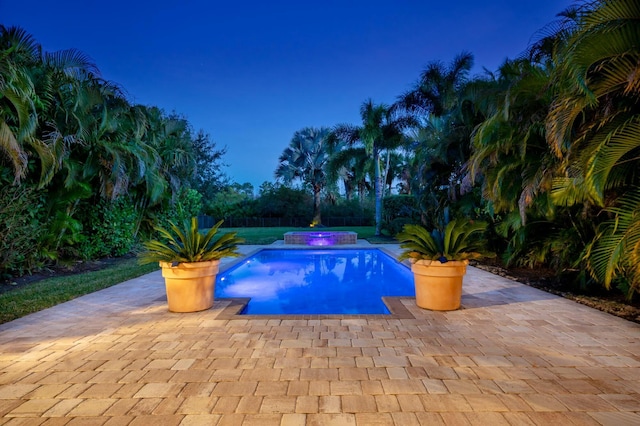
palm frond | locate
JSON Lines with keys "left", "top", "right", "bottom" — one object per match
{"left": 138, "top": 217, "right": 244, "bottom": 265}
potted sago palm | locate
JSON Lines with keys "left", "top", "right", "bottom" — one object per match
{"left": 397, "top": 219, "right": 494, "bottom": 311}
{"left": 139, "top": 217, "right": 244, "bottom": 312}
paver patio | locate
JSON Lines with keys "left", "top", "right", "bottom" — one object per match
{"left": 0, "top": 242, "right": 639, "bottom": 425}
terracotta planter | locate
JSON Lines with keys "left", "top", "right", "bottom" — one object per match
{"left": 410, "top": 259, "right": 468, "bottom": 311}
{"left": 160, "top": 260, "right": 220, "bottom": 312}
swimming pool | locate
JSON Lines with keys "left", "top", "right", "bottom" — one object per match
{"left": 215, "top": 249, "right": 414, "bottom": 314}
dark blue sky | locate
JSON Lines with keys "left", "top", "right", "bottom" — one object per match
{"left": 3, "top": 0, "right": 574, "bottom": 189}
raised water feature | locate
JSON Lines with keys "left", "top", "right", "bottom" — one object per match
{"left": 284, "top": 231, "right": 357, "bottom": 246}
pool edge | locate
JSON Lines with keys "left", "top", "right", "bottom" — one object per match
{"left": 215, "top": 296, "right": 417, "bottom": 320}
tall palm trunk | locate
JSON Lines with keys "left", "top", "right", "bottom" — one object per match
{"left": 373, "top": 148, "right": 383, "bottom": 236}
{"left": 313, "top": 184, "right": 322, "bottom": 226}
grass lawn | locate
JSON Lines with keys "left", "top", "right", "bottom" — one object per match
{"left": 0, "top": 258, "right": 158, "bottom": 325}
{"left": 0, "top": 226, "right": 397, "bottom": 325}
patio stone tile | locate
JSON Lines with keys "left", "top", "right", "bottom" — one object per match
{"left": 464, "top": 412, "right": 510, "bottom": 425}
{"left": 442, "top": 379, "right": 482, "bottom": 394}
{"left": 518, "top": 394, "right": 568, "bottom": 412}
{"left": 438, "top": 411, "right": 473, "bottom": 425}
{"left": 329, "top": 381, "right": 362, "bottom": 396}
{"left": 374, "top": 395, "right": 400, "bottom": 412}
{"left": 235, "top": 396, "right": 263, "bottom": 414}
{"left": 127, "top": 397, "right": 163, "bottom": 416}
{"left": 385, "top": 367, "right": 409, "bottom": 380}
{"left": 65, "top": 398, "right": 117, "bottom": 417}
{"left": 299, "top": 368, "right": 339, "bottom": 381}
{"left": 209, "top": 369, "right": 242, "bottom": 382}
{"left": 501, "top": 412, "right": 538, "bottom": 425}
{"left": 254, "top": 382, "right": 288, "bottom": 396}
{"left": 177, "top": 396, "right": 218, "bottom": 414}
{"left": 309, "top": 357, "right": 328, "bottom": 368}
{"left": 65, "top": 417, "right": 109, "bottom": 426}
{"left": 493, "top": 379, "right": 536, "bottom": 394}
{"left": 102, "top": 417, "right": 134, "bottom": 426}
{"left": 422, "top": 378, "right": 448, "bottom": 394}
{"left": 338, "top": 368, "right": 368, "bottom": 381}
{"left": 328, "top": 357, "right": 356, "bottom": 368}
{"left": 42, "top": 399, "right": 84, "bottom": 417}
{"left": 380, "top": 379, "right": 427, "bottom": 395}
{"left": 424, "top": 366, "right": 459, "bottom": 380}
{"left": 0, "top": 385, "right": 40, "bottom": 400}
{"left": 395, "top": 394, "right": 423, "bottom": 412}
{"left": 294, "top": 396, "right": 318, "bottom": 413}
{"left": 419, "top": 394, "right": 473, "bottom": 412}
{"left": 54, "top": 384, "right": 93, "bottom": 399}
{"left": 307, "top": 381, "right": 330, "bottom": 396}
{"left": 494, "top": 394, "right": 533, "bottom": 412}
{"left": 127, "top": 414, "right": 183, "bottom": 425}
{"left": 210, "top": 382, "right": 257, "bottom": 397}
{"left": 553, "top": 394, "right": 618, "bottom": 412}
{"left": 360, "top": 380, "right": 384, "bottom": 396}
{"left": 414, "top": 412, "right": 447, "bottom": 425}
{"left": 318, "top": 396, "right": 341, "bottom": 413}
{"left": 341, "top": 395, "right": 376, "bottom": 413}
{"left": 133, "top": 383, "right": 184, "bottom": 399}
{"left": 286, "top": 382, "right": 309, "bottom": 397}
{"left": 1, "top": 245, "right": 639, "bottom": 424}
{"left": 464, "top": 394, "right": 510, "bottom": 411}
{"left": 102, "top": 399, "right": 138, "bottom": 416}
{"left": 280, "top": 413, "right": 306, "bottom": 426}
{"left": 280, "top": 368, "right": 301, "bottom": 381}
{"left": 307, "top": 413, "right": 355, "bottom": 426}
{"left": 211, "top": 396, "right": 241, "bottom": 414}
{"left": 587, "top": 411, "right": 640, "bottom": 425}
{"left": 354, "top": 412, "right": 394, "bottom": 425}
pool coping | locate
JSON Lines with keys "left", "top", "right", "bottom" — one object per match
{"left": 215, "top": 244, "right": 417, "bottom": 320}
{"left": 214, "top": 296, "right": 416, "bottom": 320}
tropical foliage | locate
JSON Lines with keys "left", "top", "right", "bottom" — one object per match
{"left": 0, "top": 25, "right": 226, "bottom": 277}
{"left": 275, "top": 127, "right": 333, "bottom": 225}
{"left": 397, "top": 220, "right": 493, "bottom": 262}
{"left": 331, "top": 100, "right": 416, "bottom": 235}
{"left": 138, "top": 217, "right": 244, "bottom": 264}
{"left": 4, "top": 0, "right": 639, "bottom": 302}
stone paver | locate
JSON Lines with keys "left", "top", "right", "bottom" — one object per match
{"left": 1, "top": 242, "right": 639, "bottom": 425}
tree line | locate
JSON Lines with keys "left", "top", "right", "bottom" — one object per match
{"left": 1, "top": 0, "right": 638, "bottom": 298}
{"left": 273, "top": 0, "right": 639, "bottom": 298}
{"left": 0, "top": 26, "right": 227, "bottom": 277}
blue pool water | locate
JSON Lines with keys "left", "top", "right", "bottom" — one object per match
{"left": 215, "top": 249, "right": 414, "bottom": 314}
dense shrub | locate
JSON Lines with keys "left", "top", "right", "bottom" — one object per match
{"left": 0, "top": 185, "right": 46, "bottom": 277}
{"left": 141, "top": 188, "right": 204, "bottom": 238}
{"left": 382, "top": 195, "right": 420, "bottom": 235}
{"left": 256, "top": 186, "right": 312, "bottom": 218}
{"left": 322, "top": 198, "right": 372, "bottom": 218}
{"left": 77, "top": 197, "right": 139, "bottom": 259}
{"left": 204, "top": 188, "right": 258, "bottom": 219}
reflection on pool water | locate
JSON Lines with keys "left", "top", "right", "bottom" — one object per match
{"left": 215, "top": 249, "right": 414, "bottom": 314}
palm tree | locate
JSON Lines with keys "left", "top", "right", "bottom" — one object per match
{"left": 546, "top": 0, "right": 640, "bottom": 296}
{"left": 326, "top": 143, "right": 372, "bottom": 203}
{"left": 468, "top": 59, "right": 558, "bottom": 222}
{"left": 275, "top": 127, "right": 333, "bottom": 226}
{"left": 397, "top": 53, "right": 477, "bottom": 223}
{"left": 0, "top": 26, "right": 53, "bottom": 184}
{"left": 397, "top": 52, "right": 474, "bottom": 117}
{"left": 332, "top": 100, "right": 415, "bottom": 235}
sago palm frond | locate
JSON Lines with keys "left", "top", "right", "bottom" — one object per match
{"left": 585, "top": 187, "right": 640, "bottom": 298}
{"left": 139, "top": 217, "right": 244, "bottom": 265}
